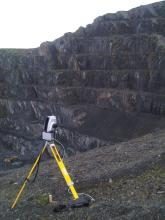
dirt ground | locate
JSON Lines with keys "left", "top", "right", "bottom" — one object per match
{"left": 1, "top": 129, "right": 165, "bottom": 219}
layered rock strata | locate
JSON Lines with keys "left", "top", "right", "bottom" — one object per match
{"left": 0, "top": 1, "right": 165, "bottom": 159}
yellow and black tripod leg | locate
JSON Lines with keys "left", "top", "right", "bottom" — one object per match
{"left": 11, "top": 142, "right": 47, "bottom": 209}
{"left": 50, "top": 144, "right": 79, "bottom": 200}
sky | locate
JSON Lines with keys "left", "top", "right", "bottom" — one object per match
{"left": 0, "top": 0, "right": 162, "bottom": 48}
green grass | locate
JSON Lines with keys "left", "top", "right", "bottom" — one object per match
{"left": 35, "top": 193, "right": 49, "bottom": 206}
{"left": 0, "top": 105, "right": 8, "bottom": 118}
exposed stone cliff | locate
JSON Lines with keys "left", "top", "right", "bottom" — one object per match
{"left": 0, "top": 1, "right": 165, "bottom": 160}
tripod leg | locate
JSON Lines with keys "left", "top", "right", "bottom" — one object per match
{"left": 11, "top": 143, "right": 47, "bottom": 209}
{"left": 50, "top": 144, "right": 79, "bottom": 200}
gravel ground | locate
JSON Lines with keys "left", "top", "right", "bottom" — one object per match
{"left": 1, "top": 129, "right": 165, "bottom": 219}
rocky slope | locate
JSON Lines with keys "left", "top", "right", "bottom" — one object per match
{"left": 0, "top": 1, "right": 165, "bottom": 161}
{"left": 1, "top": 128, "right": 165, "bottom": 219}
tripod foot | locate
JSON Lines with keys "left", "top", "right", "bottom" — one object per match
{"left": 69, "top": 194, "right": 93, "bottom": 208}
{"left": 52, "top": 194, "right": 94, "bottom": 212}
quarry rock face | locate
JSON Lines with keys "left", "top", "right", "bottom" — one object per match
{"left": 0, "top": 1, "right": 165, "bottom": 159}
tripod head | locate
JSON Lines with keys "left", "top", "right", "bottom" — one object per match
{"left": 42, "top": 115, "right": 58, "bottom": 142}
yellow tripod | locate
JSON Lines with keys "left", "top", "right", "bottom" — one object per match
{"left": 11, "top": 141, "right": 79, "bottom": 209}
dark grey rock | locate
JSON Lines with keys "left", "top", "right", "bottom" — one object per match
{"left": 0, "top": 1, "right": 165, "bottom": 161}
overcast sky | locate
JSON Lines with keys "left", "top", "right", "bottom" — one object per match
{"left": 0, "top": 0, "right": 161, "bottom": 48}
